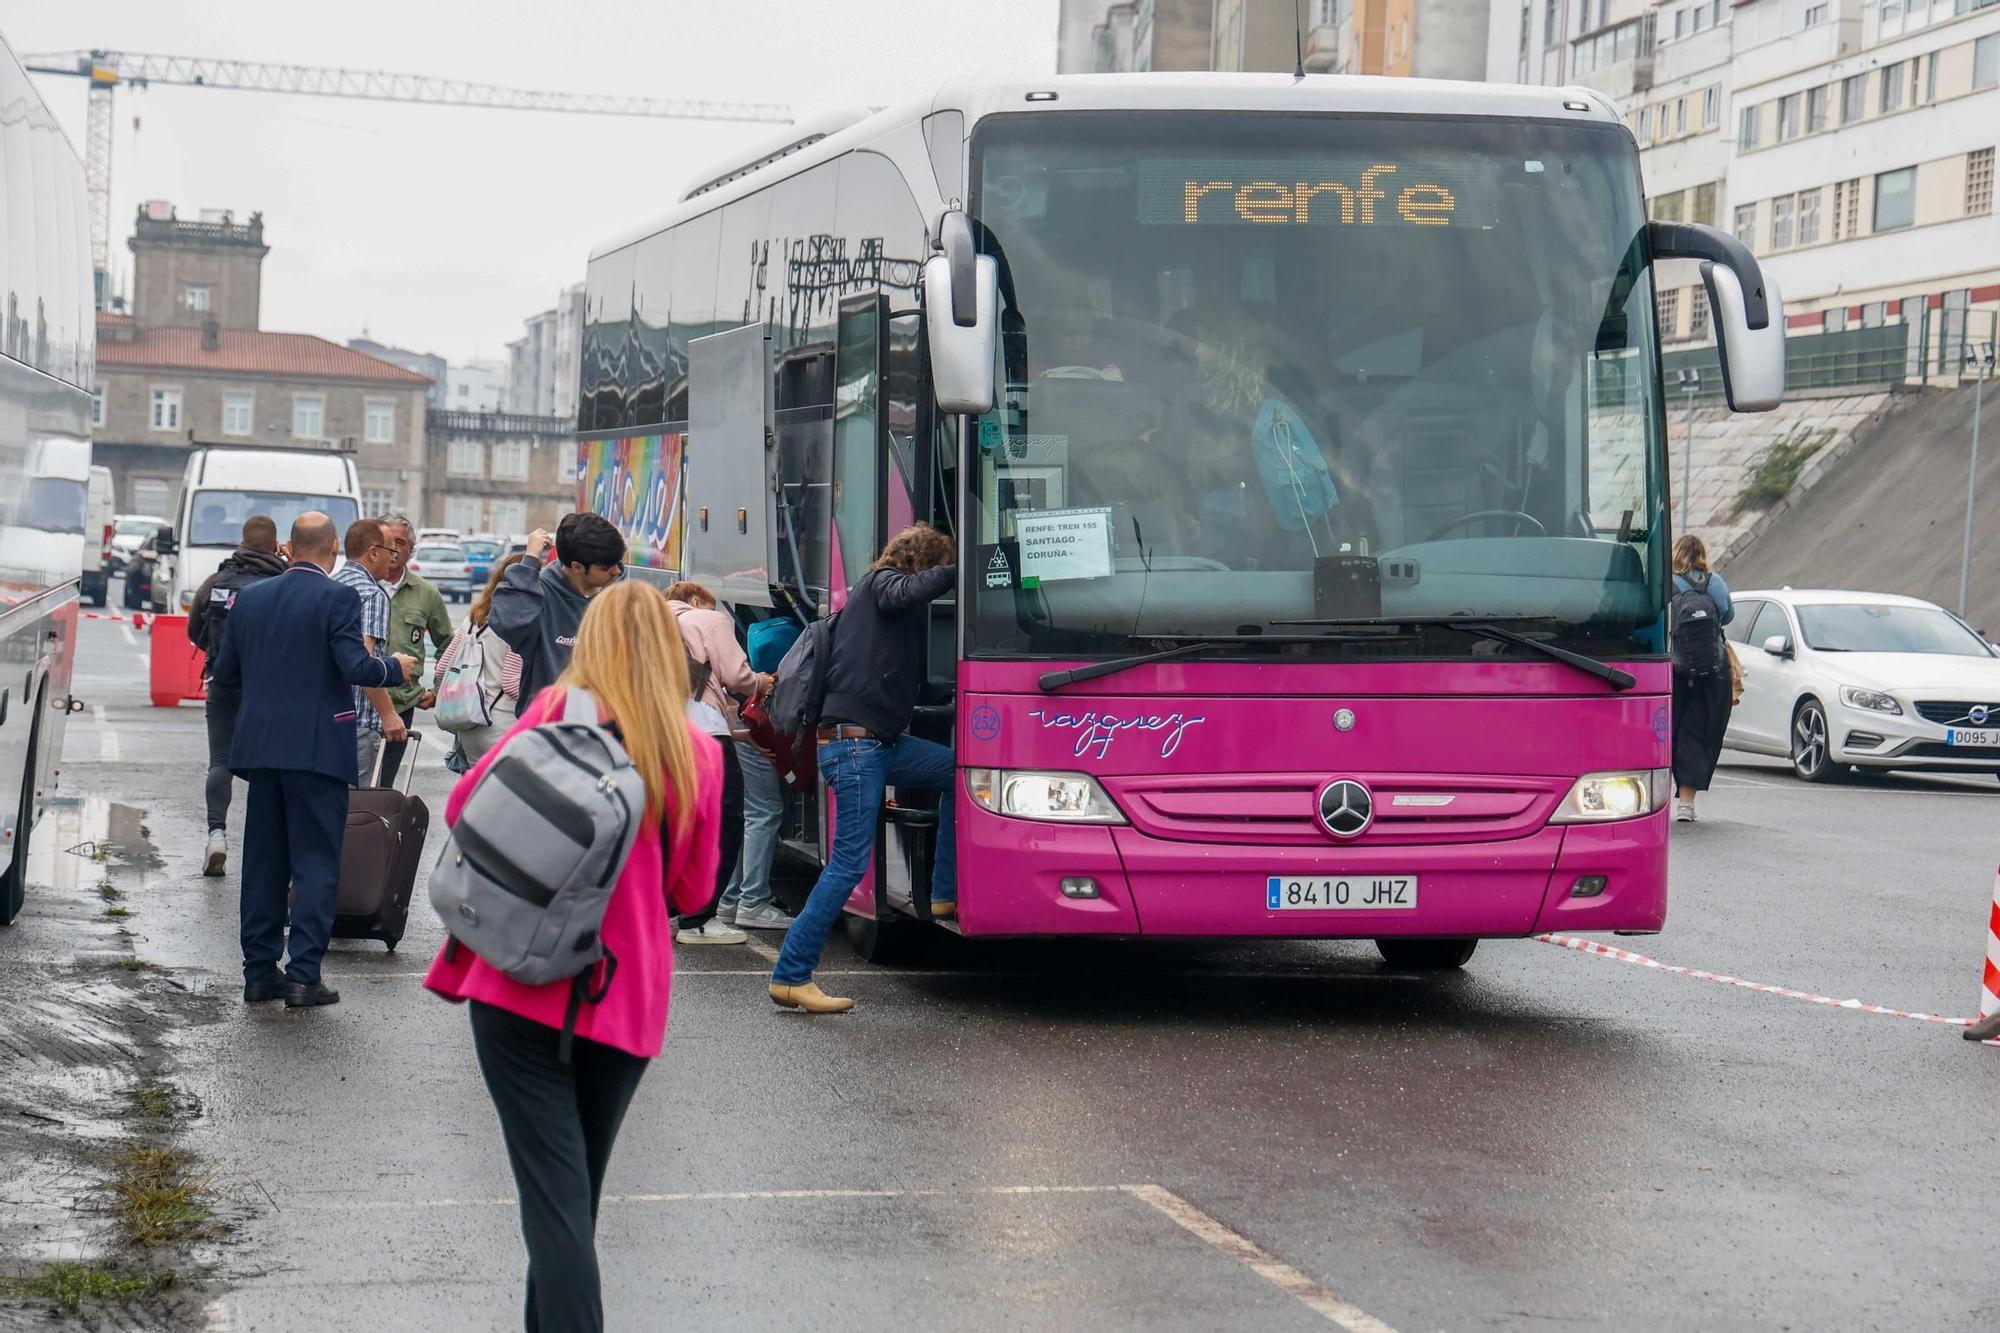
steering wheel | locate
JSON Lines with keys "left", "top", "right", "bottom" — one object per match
{"left": 1424, "top": 510, "right": 1549, "bottom": 543}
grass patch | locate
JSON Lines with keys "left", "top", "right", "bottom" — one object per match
{"left": 101, "top": 905, "right": 132, "bottom": 920}
{"left": 97, "top": 881, "right": 123, "bottom": 902}
{"left": 121, "top": 1081, "right": 180, "bottom": 1123}
{"left": 106, "top": 958, "right": 156, "bottom": 973}
{"left": 105, "top": 1145, "right": 216, "bottom": 1249}
{"left": 1733, "top": 427, "right": 1833, "bottom": 515}
{"left": 0, "top": 1262, "right": 175, "bottom": 1312}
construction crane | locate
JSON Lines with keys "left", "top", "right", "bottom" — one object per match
{"left": 23, "top": 49, "right": 794, "bottom": 301}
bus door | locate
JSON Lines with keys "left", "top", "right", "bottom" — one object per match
{"left": 835, "top": 294, "right": 951, "bottom": 924}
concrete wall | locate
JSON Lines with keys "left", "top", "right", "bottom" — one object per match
{"left": 1412, "top": 0, "right": 1492, "bottom": 80}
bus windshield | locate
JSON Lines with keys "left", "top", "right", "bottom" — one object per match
{"left": 967, "top": 112, "right": 1667, "bottom": 661}
{"left": 189, "top": 491, "right": 359, "bottom": 547}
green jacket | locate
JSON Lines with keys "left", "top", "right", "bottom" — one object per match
{"left": 386, "top": 573, "right": 455, "bottom": 712}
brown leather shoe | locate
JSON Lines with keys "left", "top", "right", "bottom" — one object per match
{"left": 768, "top": 982, "right": 854, "bottom": 1014}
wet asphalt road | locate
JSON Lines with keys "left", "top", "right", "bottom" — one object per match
{"left": 25, "top": 608, "right": 2000, "bottom": 1331}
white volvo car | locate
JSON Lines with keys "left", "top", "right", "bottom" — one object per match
{"left": 1724, "top": 589, "right": 2000, "bottom": 782}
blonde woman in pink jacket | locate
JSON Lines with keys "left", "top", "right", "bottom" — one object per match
{"left": 665, "top": 582, "right": 775, "bottom": 944}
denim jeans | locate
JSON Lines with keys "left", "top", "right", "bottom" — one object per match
{"left": 719, "top": 742, "right": 783, "bottom": 918}
{"left": 204, "top": 684, "right": 240, "bottom": 833}
{"left": 770, "top": 734, "right": 957, "bottom": 986}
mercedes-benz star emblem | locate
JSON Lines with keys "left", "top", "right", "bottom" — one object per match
{"left": 1318, "top": 779, "right": 1373, "bottom": 839}
{"left": 1333, "top": 708, "right": 1356, "bottom": 732}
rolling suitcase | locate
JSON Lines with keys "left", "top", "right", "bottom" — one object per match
{"left": 334, "top": 732, "right": 431, "bottom": 950}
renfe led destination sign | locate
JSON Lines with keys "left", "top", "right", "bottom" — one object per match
{"left": 1138, "top": 158, "right": 1496, "bottom": 228}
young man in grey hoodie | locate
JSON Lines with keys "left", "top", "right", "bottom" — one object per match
{"left": 488, "top": 512, "right": 625, "bottom": 709}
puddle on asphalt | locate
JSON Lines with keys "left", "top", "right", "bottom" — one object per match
{"left": 42, "top": 796, "right": 163, "bottom": 875}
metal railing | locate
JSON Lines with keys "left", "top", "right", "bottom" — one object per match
{"left": 1656, "top": 308, "right": 2000, "bottom": 401}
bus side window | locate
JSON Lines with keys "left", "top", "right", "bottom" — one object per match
{"left": 833, "top": 294, "right": 885, "bottom": 597}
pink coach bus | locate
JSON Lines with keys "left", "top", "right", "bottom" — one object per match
{"left": 575, "top": 75, "right": 1784, "bottom": 968}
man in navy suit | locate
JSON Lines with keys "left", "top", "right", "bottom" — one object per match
{"left": 211, "top": 513, "right": 416, "bottom": 1008}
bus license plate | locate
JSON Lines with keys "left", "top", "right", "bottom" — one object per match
{"left": 1266, "top": 876, "right": 1418, "bottom": 911}
{"left": 1947, "top": 728, "right": 2000, "bottom": 747}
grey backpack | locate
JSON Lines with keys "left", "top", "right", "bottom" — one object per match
{"left": 428, "top": 688, "right": 646, "bottom": 1057}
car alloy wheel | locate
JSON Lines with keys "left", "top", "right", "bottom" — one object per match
{"left": 1791, "top": 698, "right": 1840, "bottom": 783}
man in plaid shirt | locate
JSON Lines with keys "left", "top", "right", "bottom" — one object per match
{"left": 332, "top": 518, "right": 405, "bottom": 786}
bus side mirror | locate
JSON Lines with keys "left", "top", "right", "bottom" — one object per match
{"left": 924, "top": 211, "right": 998, "bottom": 414}
{"left": 1649, "top": 221, "right": 1785, "bottom": 413}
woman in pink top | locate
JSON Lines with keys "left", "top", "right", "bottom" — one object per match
{"left": 424, "top": 580, "right": 721, "bottom": 1332}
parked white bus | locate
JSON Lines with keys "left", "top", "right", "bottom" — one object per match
{"left": 0, "top": 36, "right": 95, "bottom": 925}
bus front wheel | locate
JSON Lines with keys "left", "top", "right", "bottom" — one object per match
{"left": 844, "top": 911, "right": 921, "bottom": 966}
{"left": 1375, "top": 938, "right": 1477, "bottom": 970}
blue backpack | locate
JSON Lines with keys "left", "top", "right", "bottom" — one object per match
{"left": 747, "top": 617, "right": 803, "bottom": 674}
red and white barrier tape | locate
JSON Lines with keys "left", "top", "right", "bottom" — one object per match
{"left": 81, "top": 612, "right": 128, "bottom": 622}
{"left": 1536, "top": 933, "right": 2000, "bottom": 1045}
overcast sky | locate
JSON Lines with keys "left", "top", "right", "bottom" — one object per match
{"left": 10, "top": 1, "right": 1060, "bottom": 366}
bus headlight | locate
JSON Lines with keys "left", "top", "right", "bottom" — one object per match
{"left": 1550, "top": 770, "right": 1668, "bottom": 823}
{"left": 965, "top": 769, "right": 1126, "bottom": 824}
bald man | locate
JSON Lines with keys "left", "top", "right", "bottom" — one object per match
{"left": 210, "top": 512, "right": 418, "bottom": 1008}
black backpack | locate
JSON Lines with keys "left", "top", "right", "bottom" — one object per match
{"left": 1669, "top": 571, "right": 1727, "bottom": 678}
{"left": 197, "top": 560, "right": 276, "bottom": 662}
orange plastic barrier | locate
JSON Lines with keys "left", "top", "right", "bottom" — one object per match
{"left": 147, "top": 613, "right": 208, "bottom": 708}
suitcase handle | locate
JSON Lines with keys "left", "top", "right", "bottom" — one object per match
{"left": 368, "top": 730, "right": 423, "bottom": 793}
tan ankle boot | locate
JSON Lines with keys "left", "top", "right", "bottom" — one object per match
{"left": 768, "top": 982, "right": 854, "bottom": 1014}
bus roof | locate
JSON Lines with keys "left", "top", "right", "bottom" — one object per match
{"left": 588, "top": 73, "right": 1623, "bottom": 262}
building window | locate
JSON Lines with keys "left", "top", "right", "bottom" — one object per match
{"left": 1777, "top": 93, "right": 1802, "bottom": 141}
{"left": 1738, "top": 103, "right": 1760, "bottom": 150}
{"left": 1676, "top": 97, "right": 1688, "bottom": 134}
{"left": 293, "top": 395, "right": 324, "bottom": 440}
{"left": 1658, "top": 288, "right": 1681, "bottom": 339}
{"left": 1824, "top": 307, "right": 1848, "bottom": 334}
{"left": 150, "top": 387, "right": 182, "bottom": 432}
{"left": 1880, "top": 0, "right": 1903, "bottom": 26}
{"left": 1635, "top": 106, "right": 1651, "bottom": 141}
{"left": 491, "top": 440, "right": 531, "bottom": 482}
{"left": 1976, "top": 34, "right": 2000, "bottom": 90}
{"left": 1689, "top": 288, "right": 1711, "bottom": 340}
{"left": 90, "top": 387, "right": 104, "bottom": 428}
{"left": 1835, "top": 178, "right": 1861, "bottom": 239}
{"left": 1842, "top": 73, "right": 1867, "bottom": 124}
{"left": 447, "top": 439, "right": 486, "bottom": 477}
{"left": 1880, "top": 63, "right": 1904, "bottom": 115}
{"left": 559, "top": 445, "right": 580, "bottom": 484}
{"left": 488, "top": 500, "right": 528, "bottom": 537}
{"left": 1803, "top": 1, "right": 1827, "bottom": 23}
{"left": 1797, "top": 189, "right": 1823, "bottom": 245}
{"left": 1862, "top": 302, "right": 1886, "bottom": 329}
{"left": 1544, "top": 0, "right": 1558, "bottom": 45}
{"left": 1772, "top": 194, "right": 1796, "bottom": 249}
{"left": 1734, "top": 202, "right": 1759, "bottom": 247}
{"left": 1924, "top": 54, "right": 1938, "bottom": 102}
{"left": 1969, "top": 148, "right": 1995, "bottom": 216}
{"left": 222, "top": 392, "right": 253, "bottom": 436}
{"left": 365, "top": 400, "right": 395, "bottom": 445}
{"left": 183, "top": 285, "right": 211, "bottom": 312}
{"left": 1702, "top": 86, "right": 1720, "bottom": 127}
{"left": 1873, "top": 166, "right": 1916, "bottom": 231}
{"left": 1692, "top": 181, "right": 1719, "bottom": 226}
{"left": 444, "top": 496, "right": 484, "bottom": 534}
{"left": 1806, "top": 85, "right": 1827, "bottom": 134}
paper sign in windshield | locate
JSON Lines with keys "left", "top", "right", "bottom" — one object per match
{"left": 1015, "top": 507, "right": 1114, "bottom": 583}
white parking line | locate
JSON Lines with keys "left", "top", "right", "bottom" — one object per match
{"left": 1127, "top": 1184, "right": 1396, "bottom": 1331}
{"left": 307, "top": 1179, "right": 1392, "bottom": 1328}
{"left": 121, "top": 623, "right": 139, "bottom": 648}
{"left": 93, "top": 704, "right": 120, "bottom": 763}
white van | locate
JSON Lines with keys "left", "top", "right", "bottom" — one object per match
{"left": 162, "top": 447, "right": 361, "bottom": 612}
{"left": 0, "top": 435, "right": 95, "bottom": 596}
{"left": 81, "top": 466, "right": 113, "bottom": 606}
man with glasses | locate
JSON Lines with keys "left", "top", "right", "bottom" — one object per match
{"left": 374, "top": 512, "right": 454, "bottom": 787}
{"left": 489, "top": 512, "right": 626, "bottom": 709}
{"left": 332, "top": 518, "right": 405, "bottom": 785}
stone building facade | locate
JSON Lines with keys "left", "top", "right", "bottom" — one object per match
{"left": 423, "top": 410, "right": 577, "bottom": 538}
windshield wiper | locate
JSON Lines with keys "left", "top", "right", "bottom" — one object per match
{"left": 1274, "top": 615, "right": 1637, "bottom": 691}
{"left": 1035, "top": 632, "right": 1366, "bottom": 692}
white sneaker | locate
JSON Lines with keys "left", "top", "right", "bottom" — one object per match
{"left": 676, "top": 919, "right": 749, "bottom": 945}
{"left": 203, "top": 830, "right": 227, "bottom": 877}
{"left": 1673, "top": 802, "right": 1697, "bottom": 823}
{"left": 733, "top": 904, "right": 797, "bottom": 931}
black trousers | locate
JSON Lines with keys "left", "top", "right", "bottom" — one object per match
{"left": 376, "top": 707, "right": 418, "bottom": 787}
{"left": 677, "top": 737, "right": 742, "bottom": 930}
{"left": 204, "top": 684, "right": 240, "bottom": 833}
{"left": 239, "top": 768, "right": 347, "bottom": 985}
{"left": 469, "top": 1001, "right": 650, "bottom": 1333}
{"left": 1672, "top": 670, "right": 1734, "bottom": 793}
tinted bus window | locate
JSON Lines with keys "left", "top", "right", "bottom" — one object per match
{"left": 765, "top": 164, "right": 840, "bottom": 361}
{"left": 582, "top": 244, "right": 636, "bottom": 432}
{"left": 834, "top": 153, "right": 927, "bottom": 315}
{"left": 715, "top": 191, "right": 772, "bottom": 337}
{"left": 667, "top": 211, "right": 722, "bottom": 422}
{"left": 630, "top": 229, "right": 674, "bottom": 427}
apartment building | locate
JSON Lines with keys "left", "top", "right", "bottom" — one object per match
{"left": 425, "top": 410, "right": 577, "bottom": 538}
{"left": 1492, "top": 0, "right": 2000, "bottom": 353}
